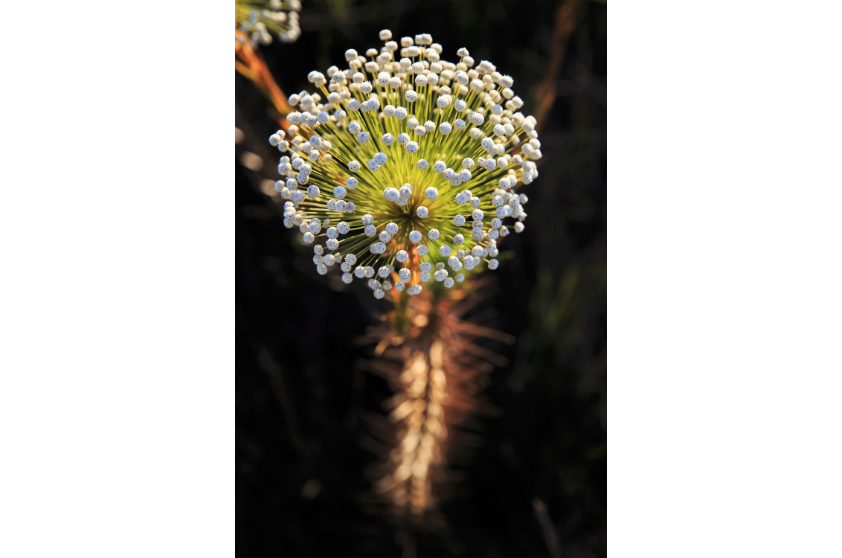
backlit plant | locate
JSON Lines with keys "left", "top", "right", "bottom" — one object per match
{"left": 235, "top": 0, "right": 301, "bottom": 46}
{"left": 268, "top": 30, "right": 542, "bottom": 299}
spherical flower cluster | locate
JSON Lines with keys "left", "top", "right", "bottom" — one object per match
{"left": 236, "top": 0, "right": 301, "bottom": 46}
{"left": 269, "top": 30, "right": 540, "bottom": 299}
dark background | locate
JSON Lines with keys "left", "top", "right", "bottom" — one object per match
{"left": 236, "top": 0, "right": 606, "bottom": 555}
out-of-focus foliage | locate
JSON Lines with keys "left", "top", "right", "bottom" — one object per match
{"left": 236, "top": 0, "right": 605, "bottom": 556}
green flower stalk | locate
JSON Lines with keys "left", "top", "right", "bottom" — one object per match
{"left": 235, "top": 0, "right": 301, "bottom": 46}
{"left": 268, "top": 30, "right": 541, "bottom": 300}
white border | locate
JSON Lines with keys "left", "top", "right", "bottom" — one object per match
{"left": 0, "top": 3, "right": 234, "bottom": 556}
{"left": 610, "top": 1, "right": 842, "bottom": 555}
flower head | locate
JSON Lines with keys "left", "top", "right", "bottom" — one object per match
{"left": 270, "top": 30, "right": 540, "bottom": 299}
{"left": 236, "top": 0, "right": 301, "bottom": 46}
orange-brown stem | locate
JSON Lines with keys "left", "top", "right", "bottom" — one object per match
{"left": 359, "top": 282, "right": 512, "bottom": 528}
{"left": 235, "top": 30, "right": 292, "bottom": 126}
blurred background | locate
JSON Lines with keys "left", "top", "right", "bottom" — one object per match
{"left": 236, "top": 0, "right": 605, "bottom": 555}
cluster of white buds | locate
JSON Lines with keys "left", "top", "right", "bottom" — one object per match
{"left": 236, "top": 0, "right": 302, "bottom": 46}
{"left": 270, "top": 30, "right": 539, "bottom": 299}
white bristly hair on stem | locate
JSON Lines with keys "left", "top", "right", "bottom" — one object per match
{"left": 270, "top": 30, "right": 539, "bottom": 299}
{"left": 236, "top": 0, "right": 302, "bottom": 46}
